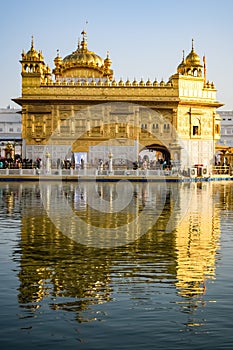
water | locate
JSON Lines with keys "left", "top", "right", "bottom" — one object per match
{"left": 0, "top": 181, "right": 233, "bottom": 349}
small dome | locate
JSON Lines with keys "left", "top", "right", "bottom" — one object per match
{"left": 186, "top": 50, "right": 201, "bottom": 66}
{"left": 177, "top": 61, "right": 185, "bottom": 73}
{"left": 104, "top": 52, "right": 112, "bottom": 67}
{"left": 26, "top": 36, "right": 40, "bottom": 60}
{"left": 176, "top": 41, "right": 203, "bottom": 77}
{"left": 177, "top": 51, "right": 186, "bottom": 74}
{"left": 54, "top": 49, "right": 62, "bottom": 66}
{"left": 185, "top": 39, "right": 202, "bottom": 67}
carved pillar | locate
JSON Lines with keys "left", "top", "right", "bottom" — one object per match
{"left": 57, "top": 106, "right": 60, "bottom": 135}
{"left": 71, "top": 105, "right": 75, "bottom": 134}
{"left": 31, "top": 115, "right": 35, "bottom": 134}
{"left": 172, "top": 108, "right": 177, "bottom": 140}
{"left": 43, "top": 118, "right": 46, "bottom": 134}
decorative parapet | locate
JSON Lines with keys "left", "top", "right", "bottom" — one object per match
{"left": 41, "top": 77, "right": 173, "bottom": 88}
{"left": 40, "top": 76, "right": 215, "bottom": 90}
{"left": 20, "top": 77, "right": 180, "bottom": 102}
{"left": 20, "top": 75, "right": 218, "bottom": 104}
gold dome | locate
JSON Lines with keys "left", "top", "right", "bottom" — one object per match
{"left": 104, "top": 52, "right": 112, "bottom": 67}
{"left": 23, "top": 36, "right": 42, "bottom": 60}
{"left": 60, "top": 31, "right": 112, "bottom": 79}
{"left": 185, "top": 39, "right": 202, "bottom": 66}
{"left": 63, "top": 47, "right": 104, "bottom": 68}
{"left": 54, "top": 49, "right": 62, "bottom": 66}
{"left": 52, "top": 31, "right": 113, "bottom": 80}
{"left": 176, "top": 40, "right": 203, "bottom": 77}
{"left": 177, "top": 50, "right": 186, "bottom": 74}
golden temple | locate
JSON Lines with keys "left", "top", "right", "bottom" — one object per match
{"left": 13, "top": 31, "right": 223, "bottom": 171}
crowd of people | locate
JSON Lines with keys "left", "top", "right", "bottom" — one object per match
{"left": 0, "top": 156, "right": 43, "bottom": 169}
{"left": 0, "top": 154, "right": 171, "bottom": 172}
{"left": 0, "top": 156, "right": 77, "bottom": 170}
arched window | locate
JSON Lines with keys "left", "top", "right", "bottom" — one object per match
{"left": 193, "top": 69, "right": 198, "bottom": 77}
{"left": 29, "top": 64, "right": 34, "bottom": 73}
{"left": 193, "top": 125, "right": 199, "bottom": 135}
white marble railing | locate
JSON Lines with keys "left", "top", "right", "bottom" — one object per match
{"left": 0, "top": 168, "right": 175, "bottom": 177}
{"left": 1, "top": 167, "right": 231, "bottom": 177}
{"left": 0, "top": 168, "right": 181, "bottom": 177}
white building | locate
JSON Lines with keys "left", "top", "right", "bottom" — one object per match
{"left": 218, "top": 111, "right": 233, "bottom": 147}
{"left": 0, "top": 107, "right": 22, "bottom": 158}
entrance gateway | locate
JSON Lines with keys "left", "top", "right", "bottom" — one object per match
{"left": 74, "top": 142, "right": 171, "bottom": 170}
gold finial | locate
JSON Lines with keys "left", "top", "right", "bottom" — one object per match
{"left": 56, "top": 49, "right": 60, "bottom": 57}
{"left": 182, "top": 50, "right": 185, "bottom": 61}
{"left": 81, "top": 30, "right": 87, "bottom": 50}
{"left": 203, "top": 55, "right": 207, "bottom": 84}
{"left": 105, "top": 50, "right": 112, "bottom": 67}
{"left": 31, "top": 35, "right": 34, "bottom": 49}
{"left": 77, "top": 37, "right": 80, "bottom": 50}
{"left": 192, "top": 38, "right": 194, "bottom": 51}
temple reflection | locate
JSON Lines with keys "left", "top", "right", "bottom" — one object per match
{"left": 174, "top": 182, "right": 221, "bottom": 298}
{"left": 0, "top": 181, "right": 226, "bottom": 323}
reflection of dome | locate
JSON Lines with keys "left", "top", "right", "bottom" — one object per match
{"left": 54, "top": 31, "right": 113, "bottom": 80}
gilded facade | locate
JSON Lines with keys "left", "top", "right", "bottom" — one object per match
{"left": 13, "top": 32, "right": 222, "bottom": 169}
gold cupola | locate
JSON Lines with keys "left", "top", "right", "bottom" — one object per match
{"left": 177, "top": 39, "right": 203, "bottom": 77}
{"left": 53, "top": 49, "right": 63, "bottom": 79}
{"left": 56, "top": 30, "right": 113, "bottom": 80}
{"left": 103, "top": 51, "right": 113, "bottom": 80}
{"left": 185, "top": 39, "right": 201, "bottom": 66}
{"left": 20, "top": 36, "right": 50, "bottom": 85}
{"left": 177, "top": 50, "right": 186, "bottom": 74}
{"left": 21, "top": 36, "right": 44, "bottom": 64}
{"left": 22, "top": 36, "right": 40, "bottom": 60}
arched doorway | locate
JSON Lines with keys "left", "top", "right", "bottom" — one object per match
{"left": 139, "top": 144, "right": 171, "bottom": 169}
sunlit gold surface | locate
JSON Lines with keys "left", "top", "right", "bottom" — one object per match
{"left": 175, "top": 182, "right": 221, "bottom": 297}
{"left": 13, "top": 34, "right": 223, "bottom": 166}
{"left": 54, "top": 30, "right": 113, "bottom": 80}
{"left": 0, "top": 182, "right": 222, "bottom": 315}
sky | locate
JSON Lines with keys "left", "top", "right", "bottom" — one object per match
{"left": 1, "top": 0, "right": 233, "bottom": 110}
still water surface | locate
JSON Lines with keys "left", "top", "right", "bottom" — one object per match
{"left": 0, "top": 181, "right": 233, "bottom": 349}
